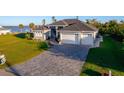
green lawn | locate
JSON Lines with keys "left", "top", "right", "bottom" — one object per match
{"left": 0, "top": 34, "right": 47, "bottom": 68}
{"left": 80, "top": 36, "right": 124, "bottom": 76}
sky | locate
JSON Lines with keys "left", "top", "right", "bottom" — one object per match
{"left": 0, "top": 16, "right": 124, "bottom": 26}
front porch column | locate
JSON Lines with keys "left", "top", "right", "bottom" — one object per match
{"left": 56, "top": 30, "right": 58, "bottom": 38}
{"left": 55, "top": 26, "right": 58, "bottom": 38}
{"left": 59, "top": 32, "right": 62, "bottom": 44}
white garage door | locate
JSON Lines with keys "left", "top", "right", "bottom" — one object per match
{"left": 62, "top": 33, "right": 79, "bottom": 44}
{"left": 81, "top": 34, "right": 94, "bottom": 45}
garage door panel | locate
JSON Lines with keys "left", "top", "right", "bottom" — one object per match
{"left": 62, "top": 40, "right": 76, "bottom": 44}
{"left": 61, "top": 33, "right": 94, "bottom": 45}
{"left": 81, "top": 34, "right": 94, "bottom": 45}
{"left": 62, "top": 34, "right": 76, "bottom": 44}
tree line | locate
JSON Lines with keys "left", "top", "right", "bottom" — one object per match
{"left": 86, "top": 19, "right": 124, "bottom": 42}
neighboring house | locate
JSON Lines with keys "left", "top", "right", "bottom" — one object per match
{"left": 0, "top": 26, "right": 11, "bottom": 35}
{"left": 33, "top": 25, "right": 50, "bottom": 40}
{"left": 49, "top": 19, "right": 98, "bottom": 46}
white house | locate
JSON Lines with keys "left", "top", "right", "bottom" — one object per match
{"left": 0, "top": 26, "right": 11, "bottom": 35}
{"left": 33, "top": 25, "right": 50, "bottom": 40}
{"left": 49, "top": 19, "right": 98, "bottom": 46}
{"left": 32, "top": 19, "right": 98, "bottom": 46}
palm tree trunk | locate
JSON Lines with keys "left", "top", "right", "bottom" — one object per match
{"left": 30, "top": 28, "right": 32, "bottom": 33}
{"left": 20, "top": 29, "right": 22, "bottom": 33}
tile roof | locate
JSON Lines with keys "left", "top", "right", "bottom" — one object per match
{"left": 0, "top": 27, "right": 9, "bottom": 31}
{"left": 34, "top": 25, "right": 49, "bottom": 30}
{"left": 49, "top": 19, "right": 98, "bottom": 31}
{"left": 59, "top": 21, "right": 98, "bottom": 31}
{"left": 64, "top": 19, "right": 81, "bottom": 25}
{"left": 49, "top": 19, "right": 81, "bottom": 26}
{"left": 49, "top": 20, "right": 66, "bottom": 26}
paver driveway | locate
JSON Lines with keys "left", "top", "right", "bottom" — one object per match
{"left": 7, "top": 44, "right": 90, "bottom": 76}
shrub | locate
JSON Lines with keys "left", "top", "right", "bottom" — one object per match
{"left": 37, "top": 41, "right": 48, "bottom": 50}
{"left": 15, "top": 33, "right": 25, "bottom": 38}
{"left": 25, "top": 32, "right": 34, "bottom": 40}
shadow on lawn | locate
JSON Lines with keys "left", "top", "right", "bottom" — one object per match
{"left": 85, "top": 39, "right": 124, "bottom": 74}
{"left": 5, "top": 62, "right": 21, "bottom": 76}
{"left": 14, "top": 33, "right": 25, "bottom": 39}
{"left": 83, "top": 69, "right": 101, "bottom": 76}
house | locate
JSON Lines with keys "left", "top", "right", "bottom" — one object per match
{"left": 49, "top": 19, "right": 98, "bottom": 46}
{"left": 0, "top": 26, "right": 11, "bottom": 35}
{"left": 33, "top": 25, "right": 50, "bottom": 40}
{"left": 33, "top": 19, "right": 98, "bottom": 46}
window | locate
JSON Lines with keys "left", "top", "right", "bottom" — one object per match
{"left": 75, "top": 34, "right": 79, "bottom": 41}
{"left": 87, "top": 34, "right": 92, "bottom": 36}
{"left": 58, "top": 26, "right": 63, "bottom": 30}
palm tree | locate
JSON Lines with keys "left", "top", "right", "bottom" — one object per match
{"left": 52, "top": 16, "right": 56, "bottom": 23}
{"left": 42, "top": 19, "right": 45, "bottom": 25}
{"left": 29, "top": 23, "right": 35, "bottom": 32}
{"left": 18, "top": 24, "right": 24, "bottom": 32}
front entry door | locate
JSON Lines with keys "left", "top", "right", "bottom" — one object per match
{"left": 51, "top": 27, "right": 56, "bottom": 40}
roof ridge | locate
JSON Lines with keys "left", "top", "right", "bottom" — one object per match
{"left": 62, "top": 20, "right": 68, "bottom": 25}
{"left": 81, "top": 22, "right": 98, "bottom": 31}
